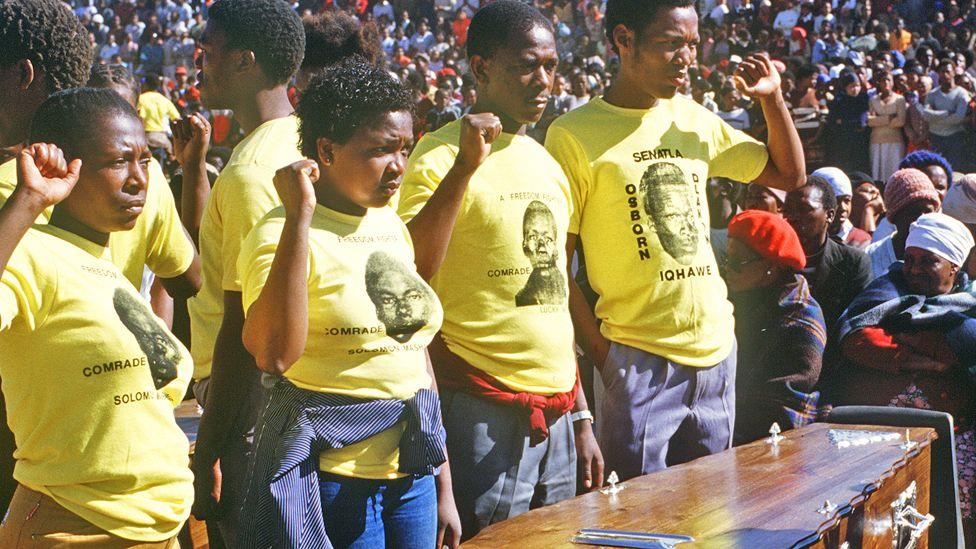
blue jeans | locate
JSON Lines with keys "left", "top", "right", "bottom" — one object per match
{"left": 318, "top": 472, "right": 436, "bottom": 548}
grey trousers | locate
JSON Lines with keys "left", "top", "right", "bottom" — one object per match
{"left": 598, "top": 341, "right": 736, "bottom": 481}
{"left": 441, "top": 389, "right": 577, "bottom": 539}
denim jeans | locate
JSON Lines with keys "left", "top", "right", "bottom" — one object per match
{"left": 318, "top": 472, "right": 436, "bottom": 548}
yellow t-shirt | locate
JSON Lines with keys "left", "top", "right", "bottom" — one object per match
{"left": 137, "top": 91, "right": 180, "bottom": 133}
{"left": 188, "top": 115, "right": 303, "bottom": 380}
{"left": 398, "top": 119, "right": 577, "bottom": 394}
{"left": 0, "top": 224, "right": 193, "bottom": 542}
{"left": 545, "top": 96, "right": 769, "bottom": 367}
{"left": 0, "top": 158, "right": 194, "bottom": 289}
{"left": 240, "top": 205, "right": 442, "bottom": 479}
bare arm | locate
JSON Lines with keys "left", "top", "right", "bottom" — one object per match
{"left": 406, "top": 113, "right": 502, "bottom": 281}
{"left": 158, "top": 247, "right": 202, "bottom": 299}
{"left": 191, "top": 291, "right": 264, "bottom": 519}
{"left": 0, "top": 145, "right": 81, "bottom": 276}
{"left": 735, "top": 54, "right": 806, "bottom": 191}
{"left": 241, "top": 160, "right": 319, "bottom": 375}
{"left": 173, "top": 113, "right": 212, "bottom": 245}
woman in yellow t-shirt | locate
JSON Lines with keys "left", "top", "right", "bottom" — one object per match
{"left": 238, "top": 60, "right": 460, "bottom": 548}
{"left": 0, "top": 88, "right": 192, "bottom": 546}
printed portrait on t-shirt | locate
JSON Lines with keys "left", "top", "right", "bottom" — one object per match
{"left": 365, "top": 251, "right": 435, "bottom": 343}
{"left": 516, "top": 200, "right": 566, "bottom": 307}
{"left": 640, "top": 162, "right": 700, "bottom": 265}
{"left": 113, "top": 287, "right": 180, "bottom": 389}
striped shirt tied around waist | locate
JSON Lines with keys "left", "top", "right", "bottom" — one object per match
{"left": 239, "top": 380, "right": 447, "bottom": 548}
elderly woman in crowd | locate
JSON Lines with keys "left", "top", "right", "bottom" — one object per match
{"left": 835, "top": 212, "right": 976, "bottom": 520}
{"left": 865, "top": 168, "right": 942, "bottom": 278}
{"left": 725, "top": 210, "right": 827, "bottom": 445}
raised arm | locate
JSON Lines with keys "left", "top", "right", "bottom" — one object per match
{"left": 241, "top": 160, "right": 318, "bottom": 374}
{"left": 0, "top": 145, "right": 81, "bottom": 274}
{"left": 406, "top": 113, "right": 501, "bottom": 281}
{"left": 173, "top": 113, "right": 212, "bottom": 245}
{"left": 735, "top": 54, "right": 805, "bottom": 191}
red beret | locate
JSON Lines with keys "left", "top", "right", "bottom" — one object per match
{"left": 727, "top": 210, "right": 806, "bottom": 270}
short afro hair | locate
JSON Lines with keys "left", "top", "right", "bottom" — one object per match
{"left": 605, "top": 0, "right": 696, "bottom": 54}
{"left": 0, "top": 0, "right": 92, "bottom": 93}
{"left": 30, "top": 88, "right": 140, "bottom": 157}
{"left": 208, "top": 0, "right": 305, "bottom": 85}
{"left": 87, "top": 63, "right": 139, "bottom": 104}
{"left": 466, "top": 0, "right": 553, "bottom": 60}
{"left": 899, "top": 149, "right": 953, "bottom": 184}
{"left": 801, "top": 175, "right": 838, "bottom": 212}
{"left": 302, "top": 11, "right": 381, "bottom": 73}
{"left": 297, "top": 58, "right": 412, "bottom": 155}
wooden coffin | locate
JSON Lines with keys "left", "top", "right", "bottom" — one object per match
{"left": 464, "top": 423, "right": 936, "bottom": 548}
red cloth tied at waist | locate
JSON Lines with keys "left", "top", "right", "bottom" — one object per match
{"left": 429, "top": 334, "right": 579, "bottom": 447}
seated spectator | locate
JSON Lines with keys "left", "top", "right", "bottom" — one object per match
{"left": 813, "top": 167, "right": 872, "bottom": 247}
{"left": 425, "top": 87, "right": 461, "bottom": 131}
{"left": 865, "top": 169, "right": 941, "bottom": 278}
{"left": 742, "top": 183, "right": 787, "bottom": 214}
{"left": 717, "top": 85, "right": 751, "bottom": 131}
{"left": 835, "top": 212, "right": 976, "bottom": 521}
{"left": 784, "top": 175, "right": 872, "bottom": 336}
{"left": 867, "top": 70, "right": 907, "bottom": 182}
{"left": 725, "top": 210, "right": 826, "bottom": 445}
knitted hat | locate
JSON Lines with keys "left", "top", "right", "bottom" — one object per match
{"left": 727, "top": 210, "right": 807, "bottom": 270}
{"left": 884, "top": 168, "right": 941, "bottom": 221}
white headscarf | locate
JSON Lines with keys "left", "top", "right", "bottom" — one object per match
{"left": 942, "top": 174, "right": 976, "bottom": 224}
{"left": 906, "top": 212, "right": 975, "bottom": 267}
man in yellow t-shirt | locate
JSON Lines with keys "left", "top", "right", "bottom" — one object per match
{"left": 180, "top": 1, "right": 305, "bottom": 544}
{"left": 137, "top": 74, "right": 181, "bottom": 154}
{"left": 545, "top": 0, "right": 804, "bottom": 480}
{"left": 398, "top": 1, "right": 601, "bottom": 537}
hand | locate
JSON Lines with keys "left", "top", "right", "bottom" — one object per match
{"left": 574, "top": 418, "right": 604, "bottom": 491}
{"left": 455, "top": 113, "right": 503, "bottom": 173}
{"left": 436, "top": 481, "right": 462, "bottom": 548}
{"left": 733, "top": 53, "right": 781, "bottom": 100}
{"left": 172, "top": 113, "right": 211, "bottom": 168}
{"left": 273, "top": 159, "right": 319, "bottom": 220}
{"left": 14, "top": 143, "right": 82, "bottom": 211}
{"left": 191, "top": 458, "right": 222, "bottom": 520}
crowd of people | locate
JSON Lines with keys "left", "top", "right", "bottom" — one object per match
{"left": 2, "top": 0, "right": 976, "bottom": 547}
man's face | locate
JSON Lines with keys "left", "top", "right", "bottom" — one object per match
{"left": 196, "top": 23, "right": 237, "bottom": 109}
{"left": 940, "top": 64, "right": 955, "bottom": 92}
{"left": 743, "top": 184, "right": 782, "bottom": 214}
{"left": 523, "top": 212, "right": 558, "bottom": 269}
{"left": 475, "top": 25, "right": 558, "bottom": 125}
{"left": 618, "top": 6, "right": 699, "bottom": 100}
{"left": 831, "top": 194, "right": 851, "bottom": 231}
{"left": 373, "top": 270, "right": 430, "bottom": 341}
{"left": 784, "top": 185, "right": 833, "bottom": 247}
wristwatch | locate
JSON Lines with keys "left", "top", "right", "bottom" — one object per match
{"left": 570, "top": 410, "right": 594, "bottom": 424}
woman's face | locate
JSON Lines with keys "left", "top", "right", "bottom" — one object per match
{"left": 725, "top": 237, "right": 775, "bottom": 291}
{"left": 844, "top": 80, "right": 861, "bottom": 97}
{"left": 903, "top": 246, "right": 958, "bottom": 296}
{"left": 61, "top": 114, "right": 150, "bottom": 233}
{"left": 742, "top": 185, "right": 782, "bottom": 214}
{"left": 319, "top": 110, "right": 412, "bottom": 214}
